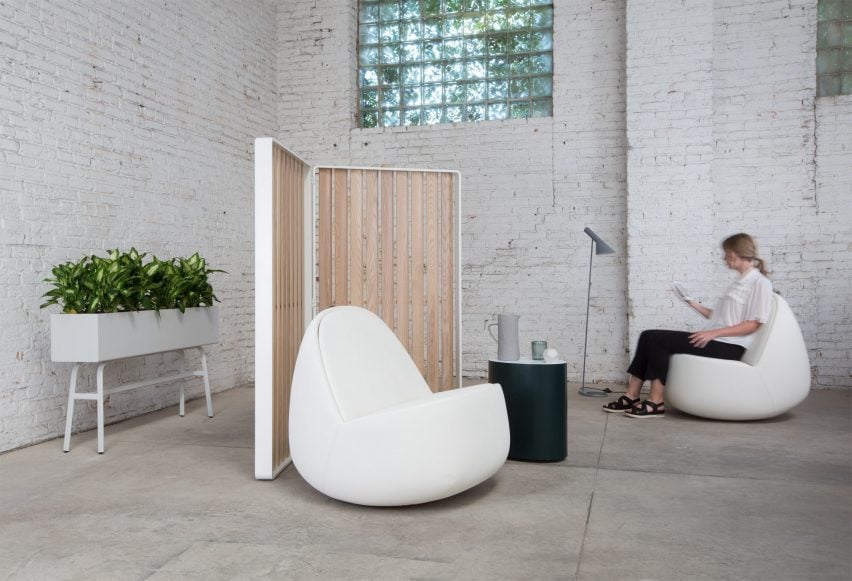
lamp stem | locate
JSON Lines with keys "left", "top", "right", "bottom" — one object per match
{"left": 579, "top": 240, "right": 609, "bottom": 397}
{"left": 581, "top": 239, "right": 593, "bottom": 390}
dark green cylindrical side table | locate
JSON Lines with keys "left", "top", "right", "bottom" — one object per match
{"left": 488, "top": 358, "right": 567, "bottom": 462}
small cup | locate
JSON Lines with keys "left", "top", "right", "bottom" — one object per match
{"left": 531, "top": 340, "right": 547, "bottom": 360}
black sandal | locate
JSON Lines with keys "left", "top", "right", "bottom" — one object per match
{"left": 625, "top": 400, "right": 666, "bottom": 418}
{"left": 602, "top": 395, "right": 641, "bottom": 413}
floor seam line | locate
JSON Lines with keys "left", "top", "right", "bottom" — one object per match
{"left": 574, "top": 408, "right": 609, "bottom": 580}
{"left": 585, "top": 464, "right": 843, "bottom": 485}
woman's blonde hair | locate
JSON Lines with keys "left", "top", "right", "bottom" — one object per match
{"left": 722, "top": 233, "right": 769, "bottom": 276}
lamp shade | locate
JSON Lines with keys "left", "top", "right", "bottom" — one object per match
{"left": 583, "top": 227, "right": 615, "bottom": 255}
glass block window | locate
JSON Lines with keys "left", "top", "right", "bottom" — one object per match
{"left": 817, "top": 0, "right": 852, "bottom": 96}
{"left": 358, "top": 0, "right": 554, "bottom": 128}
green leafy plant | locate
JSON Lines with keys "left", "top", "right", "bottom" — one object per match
{"left": 41, "top": 249, "right": 224, "bottom": 314}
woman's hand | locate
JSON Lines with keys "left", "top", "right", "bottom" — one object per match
{"left": 690, "top": 321, "right": 760, "bottom": 348}
{"left": 689, "top": 329, "right": 718, "bottom": 348}
{"left": 687, "top": 300, "right": 712, "bottom": 319}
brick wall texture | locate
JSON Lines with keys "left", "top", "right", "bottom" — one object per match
{"left": 0, "top": 0, "right": 277, "bottom": 452}
{"left": 1, "top": 0, "right": 849, "bottom": 451}
{"left": 814, "top": 97, "right": 852, "bottom": 387}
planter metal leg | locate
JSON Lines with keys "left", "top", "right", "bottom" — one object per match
{"left": 63, "top": 363, "right": 81, "bottom": 452}
{"left": 179, "top": 371, "right": 186, "bottom": 418}
{"left": 201, "top": 350, "right": 213, "bottom": 418}
{"left": 96, "top": 362, "right": 107, "bottom": 454}
{"left": 62, "top": 349, "right": 214, "bottom": 453}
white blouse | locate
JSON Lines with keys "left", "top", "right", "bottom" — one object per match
{"left": 705, "top": 268, "right": 773, "bottom": 349}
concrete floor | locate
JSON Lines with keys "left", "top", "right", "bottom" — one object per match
{"left": 1, "top": 385, "right": 850, "bottom": 581}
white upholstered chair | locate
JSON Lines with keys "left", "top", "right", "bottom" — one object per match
{"left": 666, "top": 294, "right": 810, "bottom": 421}
{"left": 289, "top": 306, "right": 510, "bottom": 506}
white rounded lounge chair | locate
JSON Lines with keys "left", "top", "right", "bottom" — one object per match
{"left": 289, "top": 306, "right": 510, "bottom": 506}
{"left": 666, "top": 294, "right": 810, "bottom": 421}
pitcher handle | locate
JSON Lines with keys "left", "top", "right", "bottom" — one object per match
{"left": 487, "top": 323, "right": 499, "bottom": 342}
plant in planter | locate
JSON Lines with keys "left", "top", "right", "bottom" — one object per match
{"left": 42, "top": 249, "right": 225, "bottom": 453}
{"left": 42, "top": 248, "right": 224, "bottom": 362}
{"left": 41, "top": 248, "right": 222, "bottom": 314}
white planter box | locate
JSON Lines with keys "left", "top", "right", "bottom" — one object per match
{"left": 51, "top": 307, "right": 220, "bottom": 363}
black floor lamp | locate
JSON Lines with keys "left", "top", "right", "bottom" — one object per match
{"left": 579, "top": 227, "right": 615, "bottom": 397}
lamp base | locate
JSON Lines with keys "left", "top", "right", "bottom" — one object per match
{"left": 578, "top": 385, "right": 611, "bottom": 397}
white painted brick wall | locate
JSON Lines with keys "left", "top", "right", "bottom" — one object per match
{"left": 625, "top": 0, "right": 717, "bottom": 352}
{"left": 711, "top": 0, "right": 819, "bottom": 347}
{"left": 625, "top": 0, "right": 851, "bottom": 388}
{"left": 814, "top": 96, "right": 852, "bottom": 387}
{"left": 550, "top": 0, "right": 628, "bottom": 388}
{"left": 0, "top": 0, "right": 277, "bottom": 452}
{"left": 277, "top": 0, "right": 630, "bottom": 384}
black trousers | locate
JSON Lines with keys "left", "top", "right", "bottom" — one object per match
{"left": 626, "top": 330, "right": 745, "bottom": 385}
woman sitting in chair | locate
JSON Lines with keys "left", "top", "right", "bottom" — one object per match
{"left": 604, "top": 233, "right": 773, "bottom": 418}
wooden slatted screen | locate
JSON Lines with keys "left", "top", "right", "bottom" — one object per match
{"left": 271, "top": 143, "right": 307, "bottom": 471}
{"left": 255, "top": 138, "right": 309, "bottom": 480}
{"left": 316, "top": 167, "right": 458, "bottom": 392}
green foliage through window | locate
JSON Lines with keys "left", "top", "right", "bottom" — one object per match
{"left": 358, "top": 0, "right": 554, "bottom": 127}
{"left": 817, "top": 0, "right": 852, "bottom": 96}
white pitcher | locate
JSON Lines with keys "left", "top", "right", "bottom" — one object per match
{"left": 487, "top": 313, "right": 520, "bottom": 361}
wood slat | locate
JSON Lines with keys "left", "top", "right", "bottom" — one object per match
{"left": 286, "top": 153, "right": 292, "bottom": 462}
{"left": 286, "top": 155, "right": 293, "bottom": 460}
{"left": 283, "top": 152, "right": 291, "bottom": 462}
{"left": 349, "top": 170, "right": 364, "bottom": 306}
{"left": 333, "top": 169, "right": 349, "bottom": 305}
{"left": 441, "top": 172, "right": 454, "bottom": 391}
{"left": 283, "top": 152, "right": 291, "bottom": 463}
{"left": 286, "top": 152, "right": 296, "bottom": 460}
{"left": 395, "top": 171, "right": 410, "bottom": 351}
{"left": 425, "top": 172, "right": 440, "bottom": 390}
{"left": 282, "top": 151, "right": 287, "bottom": 465}
{"left": 365, "top": 170, "right": 380, "bottom": 313}
{"left": 318, "top": 168, "right": 332, "bottom": 310}
{"left": 289, "top": 153, "right": 295, "bottom": 460}
{"left": 410, "top": 172, "right": 426, "bottom": 375}
{"left": 292, "top": 154, "right": 301, "bottom": 461}
{"left": 381, "top": 171, "right": 395, "bottom": 328}
{"left": 292, "top": 154, "right": 302, "bottom": 458}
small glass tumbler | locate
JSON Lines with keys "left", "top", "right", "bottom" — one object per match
{"left": 531, "top": 340, "right": 547, "bottom": 360}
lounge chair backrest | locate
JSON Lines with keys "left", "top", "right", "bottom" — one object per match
{"left": 317, "top": 306, "right": 431, "bottom": 421}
